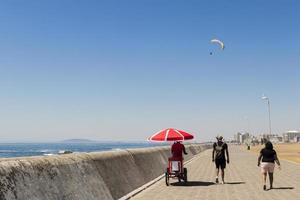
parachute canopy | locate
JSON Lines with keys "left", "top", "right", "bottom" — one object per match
{"left": 210, "top": 39, "right": 225, "bottom": 50}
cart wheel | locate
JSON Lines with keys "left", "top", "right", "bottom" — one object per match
{"left": 183, "top": 168, "right": 188, "bottom": 183}
{"left": 165, "top": 172, "right": 169, "bottom": 186}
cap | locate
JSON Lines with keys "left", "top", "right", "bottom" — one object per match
{"left": 216, "top": 135, "right": 223, "bottom": 140}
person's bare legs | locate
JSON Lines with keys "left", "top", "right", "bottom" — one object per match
{"left": 215, "top": 168, "right": 219, "bottom": 183}
{"left": 262, "top": 172, "right": 267, "bottom": 190}
{"left": 268, "top": 172, "right": 273, "bottom": 189}
{"left": 221, "top": 168, "right": 225, "bottom": 184}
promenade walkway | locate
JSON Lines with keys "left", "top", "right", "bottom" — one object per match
{"left": 131, "top": 146, "right": 300, "bottom": 200}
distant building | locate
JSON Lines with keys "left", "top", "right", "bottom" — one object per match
{"left": 242, "top": 132, "right": 250, "bottom": 143}
{"left": 234, "top": 132, "right": 242, "bottom": 143}
{"left": 283, "top": 130, "right": 300, "bottom": 142}
{"left": 294, "top": 136, "right": 300, "bottom": 143}
{"left": 234, "top": 132, "right": 250, "bottom": 144}
{"left": 239, "top": 134, "right": 243, "bottom": 143}
{"left": 251, "top": 136, "right": 260, "bottom": 145}
{"left": 258, "top": 133, "right": 269, "bottom": 144}
{"left": 269, "top": 135, "right": 283, "bottom": 143}
{"left": 257, "top": 133, "right": 282, "bottom": 144}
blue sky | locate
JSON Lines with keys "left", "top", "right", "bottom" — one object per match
{"left": 0, "top": 0, "right": 299, "bottom": 142}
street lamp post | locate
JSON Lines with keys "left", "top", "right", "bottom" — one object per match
{"left": 262, "top": 95, "right": 272, "bottom": 135}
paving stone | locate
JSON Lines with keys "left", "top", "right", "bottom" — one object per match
{"left": 131, "top": 146, "right": 300, "bottom": 200}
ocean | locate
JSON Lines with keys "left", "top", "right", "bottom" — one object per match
{"left": 0, "top": 142, "right": 166, "bottom": 158}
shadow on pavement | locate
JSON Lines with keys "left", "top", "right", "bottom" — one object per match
{"left": 171, "top": 181, "right": 215, "bottom": 187}
{"left": 225, "top": 182, "right": 245, "bottom": 185}
{"left": 270, "top": 187, "right": 294, "bottom": 190}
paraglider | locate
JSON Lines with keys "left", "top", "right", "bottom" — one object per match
{"left": 210, "top": 38, "right": 225, "bottom": 55}
{"left": 211, "top": 39, "right": 225, "bottom": 49}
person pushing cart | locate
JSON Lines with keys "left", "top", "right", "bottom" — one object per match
{"left": 148, "top": 128, "right": 194, "bottom": 186}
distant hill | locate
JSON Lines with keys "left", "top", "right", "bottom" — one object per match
{"left": 61, "top": 139, "right": 98, "bottom": 143}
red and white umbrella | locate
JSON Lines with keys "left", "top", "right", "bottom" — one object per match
{"left": 148, "top": 128, "right": 194, "bottom": 142}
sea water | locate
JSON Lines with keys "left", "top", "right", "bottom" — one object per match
{"left": 0, "top": 142, "right": 165, "bottom": 158}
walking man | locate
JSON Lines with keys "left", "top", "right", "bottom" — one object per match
{"left": 212, "top": 135, "right": 229, "bottom": 184}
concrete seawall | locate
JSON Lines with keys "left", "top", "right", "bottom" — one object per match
{"left": 0, "top": 144, "right": 211, "bottom": 200}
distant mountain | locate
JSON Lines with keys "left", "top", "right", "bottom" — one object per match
{"left": 61, "top": 139, "right": 98, "bottom": 143}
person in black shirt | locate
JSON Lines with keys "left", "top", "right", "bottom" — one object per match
{"left": 212, "top": 135, "right": 229, "bottom": 184}
{"left": 258, "top": 141, "right": 281, "bottom": 190}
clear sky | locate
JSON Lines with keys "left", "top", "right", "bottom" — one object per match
{"left": 0, "top": 0, "right": 299, "bottom": 142}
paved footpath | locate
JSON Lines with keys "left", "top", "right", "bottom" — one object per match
{"left": 131, "top": 146, "right": 300, "bottom": 200}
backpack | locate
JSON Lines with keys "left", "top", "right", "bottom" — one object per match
{"left": 215, "top": 142, "right": 225, "bottom": 159}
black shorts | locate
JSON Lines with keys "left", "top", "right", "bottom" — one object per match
{"left": 215, "top": 159, "right": 226, "bottom": 169}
